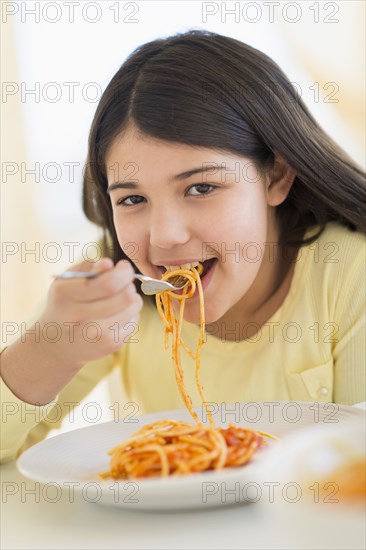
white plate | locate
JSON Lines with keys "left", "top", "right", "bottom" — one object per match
{"left": 17, "top": 401, "right": 365, "bottom": 511}
{"left": 255, "top": 414, "right": 366, "bottom": 550}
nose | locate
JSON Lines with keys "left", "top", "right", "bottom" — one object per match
{"left": 149, "top": 205, "right": 190, "bottom": 249}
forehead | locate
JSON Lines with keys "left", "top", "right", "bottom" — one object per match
{"left": 105, "top": 127, "right": 240, "bottom": 173}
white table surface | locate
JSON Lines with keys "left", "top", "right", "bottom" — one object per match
{"left": 0, "top": 459, "right": 277, "bottom": 550}
{"left": 1, "top": 458, "right": 365, "bottom": 550}
{"left": 2, "top": 402, "right": 365, "bottom": 550}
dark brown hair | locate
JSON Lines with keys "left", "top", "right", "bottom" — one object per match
{"left": 82, "top": 29, "right": 365, "bottom": 264}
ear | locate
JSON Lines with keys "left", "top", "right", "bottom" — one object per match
{"left": 266, "top": 155, "right": 296, "bottom": 206}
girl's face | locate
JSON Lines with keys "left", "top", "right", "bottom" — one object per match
{"left": 106, "top": 127, "right": 290, "bottom": 324}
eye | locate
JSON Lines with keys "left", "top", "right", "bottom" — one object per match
{"left": 116, "top": 195, "right": 146, "bottom": 207}
{"left": 186, "top": 184, "right": 216, "bottom": 196}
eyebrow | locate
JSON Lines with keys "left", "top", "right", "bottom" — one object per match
{"left": 107, "top": 165, "right": 225, "bottom": 194}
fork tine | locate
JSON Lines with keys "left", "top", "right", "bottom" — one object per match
{"left": 168, "top": 275, "right": 189, "bottom": 287}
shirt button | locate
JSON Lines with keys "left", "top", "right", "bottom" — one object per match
{"left": 318, "top": 387, "right": 329, "bottom": 397}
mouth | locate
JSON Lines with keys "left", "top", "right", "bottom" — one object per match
{"left": 157, "top": 258, "right": 217, "bottom": 288}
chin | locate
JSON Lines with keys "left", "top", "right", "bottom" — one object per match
{"left": 183, "top": 304, "right": 224, "bottom": 325}
{"left": 182, "top": 309, "right": 201, "bottom": 324}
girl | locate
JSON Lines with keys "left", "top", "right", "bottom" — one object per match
{"left": 1, "top": 30, "right": 365, "bottom": 462}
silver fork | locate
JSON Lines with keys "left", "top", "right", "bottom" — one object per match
{"left": 53, "top": 271, "right": 189, "bottom": 295}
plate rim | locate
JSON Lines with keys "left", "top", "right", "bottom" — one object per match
{"left": 16, "top": 400, "right": 365, "bottom": 508}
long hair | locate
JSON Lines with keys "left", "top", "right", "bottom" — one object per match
{"left": 82, "top": 30, "right": 365, "bottom": 264}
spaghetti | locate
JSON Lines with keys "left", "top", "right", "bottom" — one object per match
{"left": 99, "top": 265, "right": 276, "bottom": 480}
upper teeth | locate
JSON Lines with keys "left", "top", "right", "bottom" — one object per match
{"left": 164, "top": 261, "right": 199, "bottom": 271}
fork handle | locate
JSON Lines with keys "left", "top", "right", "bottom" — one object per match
{"left": 53, "top": 271, "right": 99, "bottom": 279}
{"left": 54, "top": 271, "right": 147, "bottom": 282}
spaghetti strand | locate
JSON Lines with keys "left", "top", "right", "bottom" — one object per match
{"left": 99, "top": 265, "right": 277, "bottom": 480}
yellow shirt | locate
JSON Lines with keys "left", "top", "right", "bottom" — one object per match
{"left": 1, "top": 223, "right": 365, "bottom": 462}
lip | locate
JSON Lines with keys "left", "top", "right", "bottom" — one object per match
{"left": 154, "top": 258, "right": 216, "bottom": 276}
{"left": 154, "top": 259, "right": 204, "bottom": 267}
{"left": 191, "top": 258, "right": 217, "bottom": 297}
{"left": 155, "top": 258, "right": 217, "bottom": 297}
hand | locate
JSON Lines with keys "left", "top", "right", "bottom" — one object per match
{"left": 38, "top": 257, "right": 143, "bottom": 369}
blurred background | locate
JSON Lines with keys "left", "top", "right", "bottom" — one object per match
{"left": 1, "top": 1, "right": 365, "bottom": 430}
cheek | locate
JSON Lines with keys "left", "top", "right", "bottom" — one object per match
{"left": 212, "top": 199, "right": 268, "bottom": 290}
{"left": 113, "top": 216, "right": 146, "bottom": 264}
{"left": 215, "top": 195, "right": 268, "bottom": 245}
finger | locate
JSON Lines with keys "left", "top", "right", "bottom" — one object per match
{"left": 67, "top": 257, "right": 114, "bottom": 274}
{"left": 75, "top": 260, "right": 135, "bottom": 302}
{"left": 96, "top": 300, "right": 144, "bottom": 348}
{"left": 70, "top": 282, "right": 143, "bottom": 321}
{"left": 89, "top": 257, "right": 115, "bottom": 274}
{"left": 55, "top": 259, "right": 134, "bottom": 303}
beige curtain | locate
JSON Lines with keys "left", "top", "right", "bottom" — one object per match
{"left": 1, "top": 3, "right": 364, "bottom": 348}
{"left": 1, "top": 18, "right": 47, "bottom": 341}
{"left": 279, "top": 3, "right": 365, "bottom": 163}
